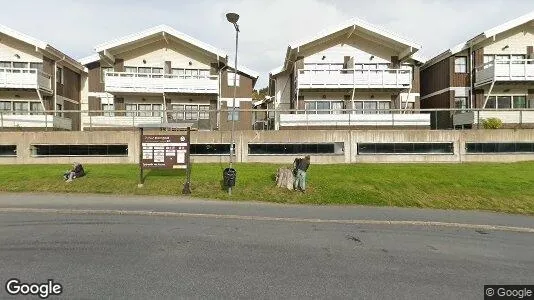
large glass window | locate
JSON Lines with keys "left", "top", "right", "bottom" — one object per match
{"left": 497, "top": 96, "right": 511, "bottom": 109}
{"left": 191, "top": 144, "right": 231, "bottom": 155}
{"left": 466, "top": 143, "right": 534, "bottom": 153}
{"left": 170, "top": 104, "right": 184, "bottom": 120}
{"left": 30, "top": 62, "right": 43, "bottom": 71}
{"left": 358, "top": 143, "right": 454, "bottom": 154}
{"left": 125, "top": 104, "right": 137, "bottom": 117}
{"left": 513, "top": 96, "right": 527, "bottom": 108}
{"left": 228, "top": 72, "right": 240, "bottom": 86}
{"left": 248, "top": 143, "right": 343, "bottom": 155}
{"left": 0, "top": 145, "right": 16, "bottom": 156}
{"left": 485, "top": 96, "right": 496, "bottom": 109}
{"left": 13, "top": 62, "right": 28, "bottom": 69}
{"left": 152, "top": 104, "right": 163, "bottom": 117}
{"left": 32, "top": 145, "right": 128, "bottom": 156}
{"left": 0, "top": 101, "right": 11, "bottom": 113}
{"left": 102, "top": 104, "right": 114, "bottom": 117}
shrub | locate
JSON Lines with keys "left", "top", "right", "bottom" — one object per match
{"left": 482, "top": 117, "right": 503, "bottom": 129}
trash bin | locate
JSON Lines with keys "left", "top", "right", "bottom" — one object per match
{"left": 223, "top": 168, "right": 237, "bottom": 187}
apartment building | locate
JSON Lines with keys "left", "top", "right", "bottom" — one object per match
{"left": 0, "top": 25, "right": 87, "bottom": 131}
{"left": 268, "top": 18, "right": 427, "bottom": 130}
{"left": 421, "top": 11, "right": 534, "bottom": 129}
{"left": 79, "top": 25, "right": 258, "bottom": 131}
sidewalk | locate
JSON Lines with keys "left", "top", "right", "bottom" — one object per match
{"left": 1, "top": 192, "right": 533, "bottom": 230}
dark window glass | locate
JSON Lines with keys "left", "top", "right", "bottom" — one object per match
{"left": 466, "top": 143, "right": 534, "bottom": 153}
{"left": 33, "top": 145, "right": 128, "bottom": 156}
{"left": 190, "top": 144, "right": 231, "bottom": 155}
{"left": 358, "top": 143, "right": 453, "bottom": 154}
{"left": 248, "top": 143, "right": 337, "bottom": 155}
{"left": 0, "top": 145, "right": 16, "bottom": 156}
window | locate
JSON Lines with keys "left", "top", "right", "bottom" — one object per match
{"left": 152, "top": 104, "right": 163, "bottom": 117}
{"left": 30, "top": 62, "right": 43, "bottom": 71}
{"left": 0, "top": 145, "right": 16, "bottom": 156}
{"left": 228, "top": 107, "right": 239, "bottom": 121}
{"left": 305, "top": 101, "right": 344, "bottom": 114}
{"left": 191, "top": 144, "right": 231, "bottom": 155}
{"left": 497, "top": 96, "right": 511, "bottom": 109}
{"left": 358, "top": 143, "right": 454, "bottom": 154}
{"left": 363, "top": 101, "right": 377, "bottom": 114}
{"left": 485, "top": 96, "right": 496, "bottom": 109}
{"left": 170, "top": 104, "right": 184, "bottom": 120}
{"left": 0, "top": 61, "right": 10, "bottom": 68}
{"left": 454, "top": 97, "right": 467, "bottom": 111}
{"left": 495, "top": 55, "right": 509, "bottom": 64}
{"left": 102, "top": 104, "right": 114, "bottom": 117}
{"left": 513, "top": 96, "right": 527, "bottom": 108}
{"left": 125, "top": 104, "right": 137, "bottom": 117}
{"left": 248, "top": 143, "right": 343, "bottom": 155}
{"left": 13, "top": 62, "right": 28, "bottom": 69}
{"left": 56, "top": 67, "right": 63, "bottom": 84}
{"left": 56, "top": 104, "right": 63, "bottom": 117}
{"left": 31, "top": 145, "right": 128, "bottom": 156}
{"left": 511, "top": 55, "right": 525, "bottom": 64}
{"left": 171, "top": 68, "right": 185, "bottom": 75}
{"left": 228, "top": 72, "right": 240, "bottom": 86}
{"left": 466, "top": 143, "right": 534, "bottom": 153}
{"left": 454, "top": 57, "right": 467, "bottom": 73}
{"left": 483, "top": 55, "right": 494, "bottom": 69}
{"left": 199, "top": 106, "right": 209, "bottom": 119}
{"left": 138, "top": 104, "right": 152, "bottom": 117}
{"left": 316, "top": 102, "right": 329, "bottom": 114}
{"left": 402, "top": 102, "right": 415, "bottom": 113}
{"left": 13, "top": 102, "right": 29, "bottom": 115}
{"left": 0, "top": 101, "right": 11, "bottom": 113}
{"left": 100, "top": 67, "right": 113, "bottom": 83}
{"left": 377, "top": 102, "right": 391, "bottom": 114}
{"left": 124, "top": 66, "right": 137, "bottom": 73}
{"left": 30, "top": 102, "right": 43, "bottom": 115}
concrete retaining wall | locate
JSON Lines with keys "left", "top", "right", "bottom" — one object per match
{"left": 1, "top": 129, "right": 534, "bottom": 164}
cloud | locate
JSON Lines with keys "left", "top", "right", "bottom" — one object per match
{"left": 1, "top": 0, "right": 533, "bottom": 87}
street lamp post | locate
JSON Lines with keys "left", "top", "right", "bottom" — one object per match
{"left": 226, "top": 12, "right": 239, "bottom": 195}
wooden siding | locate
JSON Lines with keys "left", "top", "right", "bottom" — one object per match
{"left": 421, "top": 58, "right": 450, "bottom": 96}
{"left": 63, "top": 100, "right": 80, "bottom": 131}
{"left": 57, "top": 67, "right": 81, "bottom": 101}
{"left": 87, "top": 62, "right": 104, "bottom": 93}
{"left": 420, "top": 90, "right": 453, "bottom": 129}
{"left": 221, "top": 70, "right": 254, "bottom": 99}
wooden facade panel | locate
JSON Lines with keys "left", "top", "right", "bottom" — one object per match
{"left": 57, "top": 67, "right": 81, "bottom": 101}
{"left": 412, "top": 65, "right": 420, "bottom": 93}
{"left": 114, "top": 59, "right": 124, "bottom": 72}
{"left": 219, "top": 101, "right": 253, "bottom": 131}
{"left": 88, "top": 96, "right": 101, "bottom": 116}
{"left": 63, "top": 100, "right": 80, "bottom": 131}
{"left": 221, "top": 70, "right": 254, "bottom": 99}
{"left": 421, "top": 58, "right": 450, "bottom": 96}
{"left": 87, "top": 62, "right": 104, "bottom": 93}
{"left": 420, "top": 91, "right": 453, "bottom": 129}
{"left": 452, "top": 73, "right": 469, "bottom": 87}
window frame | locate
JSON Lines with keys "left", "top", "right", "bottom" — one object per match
{"left": 454, "top": 56, "right": 467, "bottom": 73}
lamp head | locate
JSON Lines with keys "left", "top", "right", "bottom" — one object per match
{"left": 226, "top": 13, "right": 240, "bottom": 24}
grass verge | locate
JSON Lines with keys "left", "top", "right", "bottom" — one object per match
{"left": 0, "top": 163, "right": 533, "bottom": 215}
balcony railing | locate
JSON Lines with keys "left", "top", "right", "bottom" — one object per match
{"left": 104, "top": 71, "right": 219, "bottom": 94}
{"left": 297, "top": 68, "right": 412, "bottom": 89}
{"left": 453, "top": 109, "right": 534, "bottom": 127}
{"left": 0, "top": 113, "right": 71, "bottom": 130}
{"left": 475, "top": 59, "right": 534, "bottom": 87}
{"left": 0, "top": 68, "right": 53, "bottom": 93}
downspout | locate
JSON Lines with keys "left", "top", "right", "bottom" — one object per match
{"left": 218, "top": 64, "right": 229, "bottom": 129}
{"left": 53, "top": 55, "right": 66, "bottom": 117}
{"left": 469, "top": 46, "right": 473, "bottom": 108}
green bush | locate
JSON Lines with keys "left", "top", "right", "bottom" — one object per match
{"left": 482, "top": 117, "right": 503, "bottom": 129}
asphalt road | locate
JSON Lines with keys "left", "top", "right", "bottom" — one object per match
{"left": 0, "top": 197, "right": 533, "bottom": 299}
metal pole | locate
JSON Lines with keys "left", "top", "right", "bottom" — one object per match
{"left": 229, "top": 23, "right": 239, "bottom": 195}
{"left": 138, "top": 127, "right": 144, "bottom": 187}
{"left": 182, "top": 127, "right": 192, "bottom": 194}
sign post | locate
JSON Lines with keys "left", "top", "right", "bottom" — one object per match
{"left": 138, "top": 126, "right": 191, "bottom": 193}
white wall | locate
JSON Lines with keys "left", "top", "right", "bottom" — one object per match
{"left": 304, "top": 43, "right": 391, "bottom": 65}
{"left": 483, "top": 23, "right": 534, "bottom": 55}
{"left": 119, "top": 40, "right": 214, "bottom": 70}
{"left": 0, "top": 35, "right": 42, "bottom": 63}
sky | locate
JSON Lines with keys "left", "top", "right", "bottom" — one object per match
{"left": 1, "top": 0, "right": 533, "bottom": 88}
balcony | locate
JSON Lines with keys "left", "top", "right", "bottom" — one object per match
{"left": 279, "top": 112, "right": 430, "bottom": 128}
{"left": 475, "top": 59, "right": 534, "bottom": 87}
{"left": 453, "top": 110, "right": 534, "bottom": 127}
{"left": 0, "top": 68, "right": 53, "bottom": 94}
{"left": 296, "top": 68, "right": 412, "bottom": 89}
{"left": 81, "top": 115, "right": 164, "bottom": 129}
{"left": 0, "top": 114, "right": 71, "bottom": 130}
{"left": 104, "top": 72, "right": 219, "bottom": 94}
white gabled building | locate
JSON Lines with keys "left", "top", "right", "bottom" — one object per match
{"left": 0, "top": 24, "right": 87, "bottom": 131}
{"left": 79, "top": 25, "right": 258, "bottom": 131}
{"left": 269, "top": 18, "right": 427, "bottom": 130}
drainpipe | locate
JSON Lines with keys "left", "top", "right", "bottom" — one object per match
{"left": 469, "top": 46, "right": 473, "bottom": 109}
{"left": 53, "top": 55, "right": 66, "bottom": 117}
{"left": 218, "top": 64, "right": 229, "bottom": 129}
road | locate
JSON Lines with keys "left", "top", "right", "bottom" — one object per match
{"left": 0, "top": 193, "right": 533, "bottom": 299}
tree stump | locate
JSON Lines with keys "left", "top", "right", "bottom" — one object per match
{"left": 276, "top": 167, "right": 294, "bottom": 190}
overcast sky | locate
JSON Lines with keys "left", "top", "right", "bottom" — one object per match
{"left": 1, "top": 0, "right": 533, "bottom": 87}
